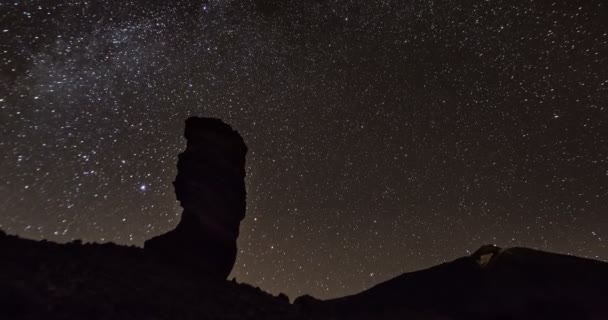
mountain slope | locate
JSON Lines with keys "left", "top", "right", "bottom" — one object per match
{"left": 297, "top": 245, "right": 608, "bottom": 320}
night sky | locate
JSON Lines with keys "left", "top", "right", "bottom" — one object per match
{"left": 1, "top": 0, "right": 607, "bottom": 299}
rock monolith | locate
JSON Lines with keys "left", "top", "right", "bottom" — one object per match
{"left": 144, "top": 117, "right": 248, "bottom": 279}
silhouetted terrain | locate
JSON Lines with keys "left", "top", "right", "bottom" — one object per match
{"left": 296, "top": 245, "right": 608, "bottom": 319}
{"left": 1, "top": 118, "right": 607, "bottom": 319}
{"left": 2, "top": 233, "right": 607, "bottom": 319}
{"left": 0, "top": 230, "right": 298, "bottom": 320}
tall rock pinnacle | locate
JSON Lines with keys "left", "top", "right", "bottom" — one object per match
{"left": 144, "top": 117, "right": 248, "bottom": 279}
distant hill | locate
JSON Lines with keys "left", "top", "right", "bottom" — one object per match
{"left": 296, "top": 245, "right": 608, "bottom": 319}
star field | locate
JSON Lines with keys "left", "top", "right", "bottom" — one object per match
{"left": 1, "top": 0, "right": 607, "bottom": 299}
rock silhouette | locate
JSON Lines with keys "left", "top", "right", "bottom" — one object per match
{"left": 0, "top": 233, "right": 298, "bottom": 320}
{"left": 144, "top": 117, "right": 248, "bottom": 279}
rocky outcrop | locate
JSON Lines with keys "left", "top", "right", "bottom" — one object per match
{"left": 144, "top": 117, "right": 248, "bottom": 279}
{"left": 0, "top": 233, "right": 299, "bottom": 320}
{"left": 471, "top": 244, "right": 504, "bottom": 267}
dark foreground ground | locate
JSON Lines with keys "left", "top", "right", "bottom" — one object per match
{"left": 1, "top": 230, "right": 607, "bottom": 320}
{"left": 0, "top": 231, "right": 300, "bottom": 320}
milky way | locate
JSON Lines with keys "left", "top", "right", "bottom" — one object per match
{"left": 1, "top": 0, "right": 607, "bottom": 299}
